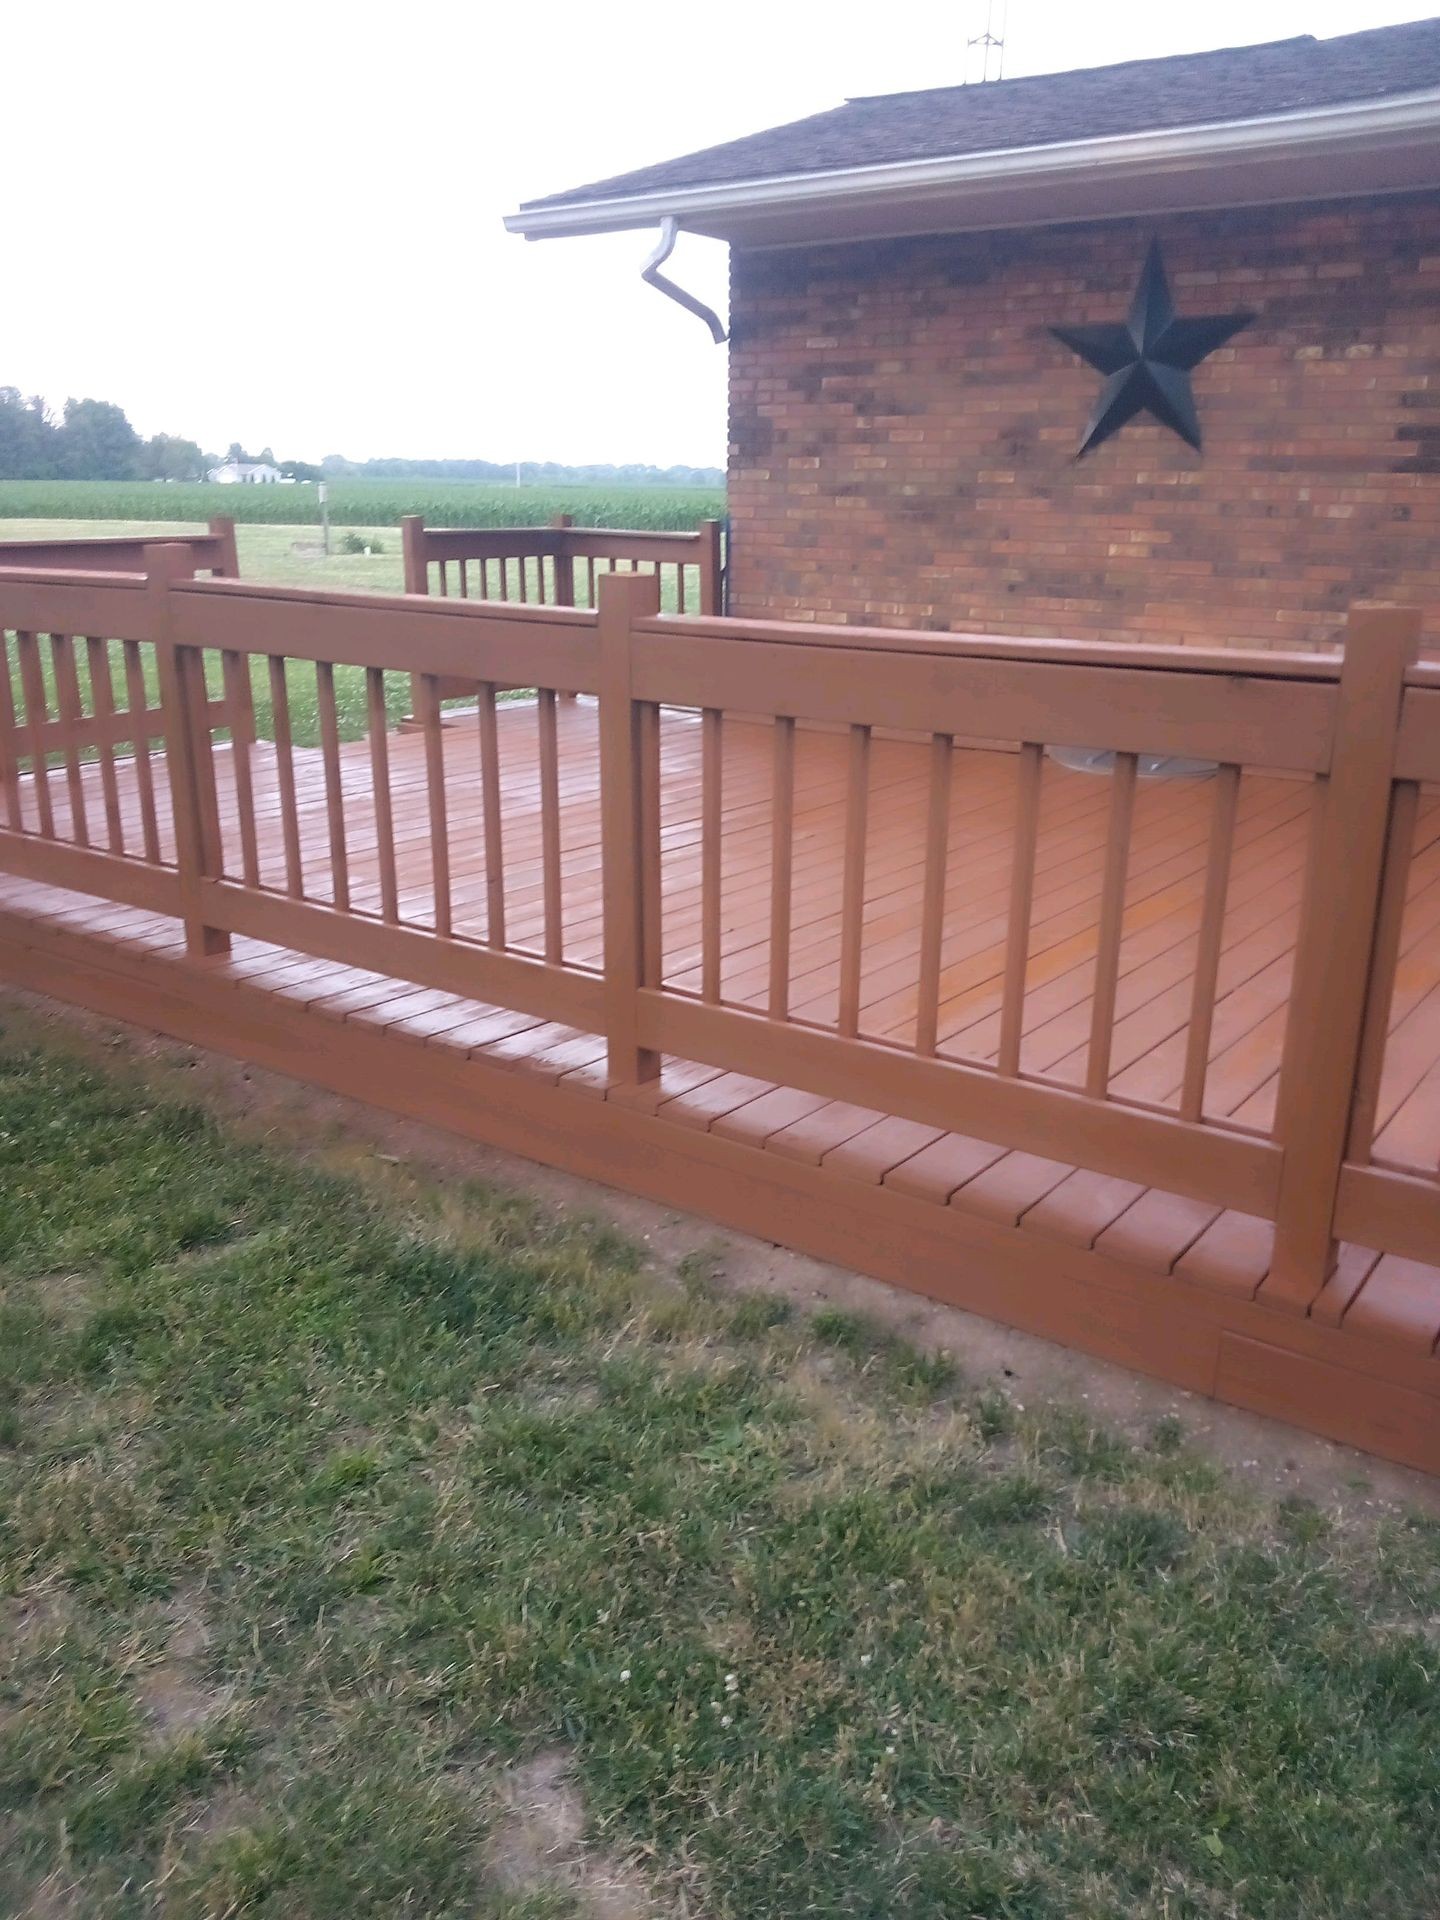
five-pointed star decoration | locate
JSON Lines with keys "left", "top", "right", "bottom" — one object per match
{"left": 1050, "top": 241, "right": 1254, "bottom": 457}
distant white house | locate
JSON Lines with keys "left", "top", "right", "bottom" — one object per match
{"left": 209, "top": 461, "right": 282, "bottom": 485}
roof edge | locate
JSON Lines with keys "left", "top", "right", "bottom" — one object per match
{"left": 504, "top": 87, "right": 1440, "bottom": 242}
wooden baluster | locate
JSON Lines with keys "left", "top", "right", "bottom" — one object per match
{"left": 366, "top": 668, "right": 399, "bottom": 922}
{"left": 1085, "top": 751, "right": 1139, "bottom": 1099}
{"left": 437, "top": 560, "right": 449, "bottom": 598}
{"left": 597, "top": 570, "right": 662, "bottom": 1087}
{"left": 86, "top": 637, "right": 125, "bottom": 854}
{"left": 457, "top": 559, "right": 469, "bottom": 600}
{"left": 315, "top": 661, "right": 350, "bottom": 911}
{"left": 49, "top": 635, "right": 90, "bottom": 847}
{"left": 1265, "top": 605, "right": 1421, "bottom": 1311}
{"left": 517, "top": 553, "right": 529, "bottom": 604}
{"left": 915, "top": 732, "right": 953, "bottom": 1056}
{"left": 220, "top": 651, "right": 259, "bottom": 884}
{"left": 640, "top": 700, "right": 663, "bottom": 989}
{"left": 0, "top": 632, "right": 22, "bottom": 830}
{"left": 477, "top": 681, "right": 506, "bottom": 947}
{"left": 416, "top": 671, "right": 452, "bottom": 936}
{"left": 701, "top": 706, "right": 722, "bottom": 1002}
{"left": 267, "top": 656, "right": 304, "bottom": 897}
{"left": 837, "top": 723, "right": 871, "bottom": 1037}
{"left": 121, "top": 641, "right": 161, "bottom": 862}
{"left": 769, "top": 714, "right": 796, "bottom": 1020}
{"left": 997, "top": 741, "right": 1043, "bottom": 1076}
{"left": 538, "top": 687, "right": 563, "bottom": 963}
{"left": 146, "top": 543, "right": 228, "bottom": 957}
{"left": 1179, "top": 763, "right": 1241, "bottom": 1121}
{"left": 1346, "top": 779, "right": 1420, "bottom": 1167}
{"left": 15, "top": 632, "right": 54, "bottom": 837}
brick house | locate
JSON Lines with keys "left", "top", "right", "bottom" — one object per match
{"left": 509, "top": 21, "right": 1440, "bottom": 649}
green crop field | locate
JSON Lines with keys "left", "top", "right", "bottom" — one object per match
{"left": 0, "top": 478, "right": 724, "bottom": 531}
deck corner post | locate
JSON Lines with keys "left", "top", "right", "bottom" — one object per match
{"left": 1264, "top": 603, "right": 1423, "bottom": 1313}
{"left": 597, "top": 568, "right": 663, "bottom": 1091}
{"left": 698, "top": 519, "right": 723, "bottom": 617}
{"left": 550, "top": 513, "right": 576, "bottom": 609}
{"left": 401, "top": 516, "right": 428, "bottom": 595}
{"left": 146, "top": 543, "right": 230, "bottom": 962}
{"left": 207, "top": 515, "right": 240, "bottom": 580}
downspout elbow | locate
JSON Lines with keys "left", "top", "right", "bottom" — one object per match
{"left": 641, "top": 217, "right": 726, "bottom": 343}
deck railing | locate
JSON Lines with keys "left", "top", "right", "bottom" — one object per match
{"left": 0, "top": 515, "right": 240, "bottom": 580}
{"left": 400, "top": 513, "right": 723, "bottom": 616}
{"left": 0, "top": 548, "right": 1431, "bottom": 1312}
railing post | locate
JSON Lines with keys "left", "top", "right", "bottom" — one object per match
{"left": 597, "top": 569, "right": 663, "bottom": 1089}
{"left": 550, "top": 513, "right": 575, "bottom": 607}
{"left": 207, "top": 515, "right": 240, "bottom": 580}
{"left": 697, "top": 518, "right": 723, "bottom": 616}
{"left": 206, "top": 516, "right": 254, "bottom": 750}
{"left": 1263, "top": 604, "right": 1421, "bottom": 1312}
{"left": 146, "top": 544, "right": 230, "bottom": 961}
{"left": 401, "top": 515, "right": 428, "bottom": 594}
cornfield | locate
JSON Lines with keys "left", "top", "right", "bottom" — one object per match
{"left": 0, "top": 479, "right": 725, "bottom": 531}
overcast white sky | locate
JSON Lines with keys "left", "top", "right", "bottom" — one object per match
{"left": 8, "top": 0, "right": 1433, "bottom": 466}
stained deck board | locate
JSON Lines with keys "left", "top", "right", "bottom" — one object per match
{"left": 4, "top": 700, "right": 1440, "bottom": 1376}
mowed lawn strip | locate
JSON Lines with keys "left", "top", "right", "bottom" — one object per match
{"left": 0, "top": 1032, "right": 1437, "bottom": 1918}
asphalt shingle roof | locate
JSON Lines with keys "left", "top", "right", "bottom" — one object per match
{"left": 523, "top": 20, "right": 1440, "bottom": 211}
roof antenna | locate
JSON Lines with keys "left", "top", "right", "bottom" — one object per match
{"left": 965, "top": 0, "right": 1007, "bottom": 82}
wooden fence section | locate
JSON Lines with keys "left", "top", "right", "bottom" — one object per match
{"left": 0, "top": 516, "right": 240, "bottom": 580}
{"left": 401, "top": 514, "right": 723, "bottom": 616}
{"left": 1, "top": 550, "right": 1436, "bottom": 1463}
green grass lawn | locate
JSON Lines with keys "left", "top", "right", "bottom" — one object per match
{"left": 1, "top": 1026, "right": 1438, "bottom": 1916}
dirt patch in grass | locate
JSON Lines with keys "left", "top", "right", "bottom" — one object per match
{"left": 489, "top": 1748, "right": 655, "bottom": 1918}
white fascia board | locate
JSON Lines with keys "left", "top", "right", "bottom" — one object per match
{"left": 504, "top": 89, "right": 1440, "bottom": 243}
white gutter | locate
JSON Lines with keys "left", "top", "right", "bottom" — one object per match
{"left": 504, "top": 88, "right": 1440, "bottom": 242}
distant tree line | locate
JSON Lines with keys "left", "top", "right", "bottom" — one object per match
{"left": 0, "top": 386, "right": 722, "bottom": 488}
{"left": 319, "top": 456, "right": 724, "bottom": 487}
{"left": 0, "top": 390, "right": 210, "bottom": 483}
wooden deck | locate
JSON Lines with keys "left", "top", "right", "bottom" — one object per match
{"left": 4, "top": 691, "right": 1438, "bottom": 1471}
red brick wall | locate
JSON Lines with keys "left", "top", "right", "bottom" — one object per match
{"left": 726, "top": 194, "right": 1440, "bottom": 649}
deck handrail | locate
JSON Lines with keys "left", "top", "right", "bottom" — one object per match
{"left": 400, "top": 512, "right": 724, "bottom": 617}
{"left": 0, "top": 550, "right": 1431, "bottom": 1316}
{"left": 0, "top": 515, "right": 240, "bottom": 581}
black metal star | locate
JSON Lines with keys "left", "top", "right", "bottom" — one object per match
{"left": 1050, "top": 241, "right": 1253, "bottom": 458}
